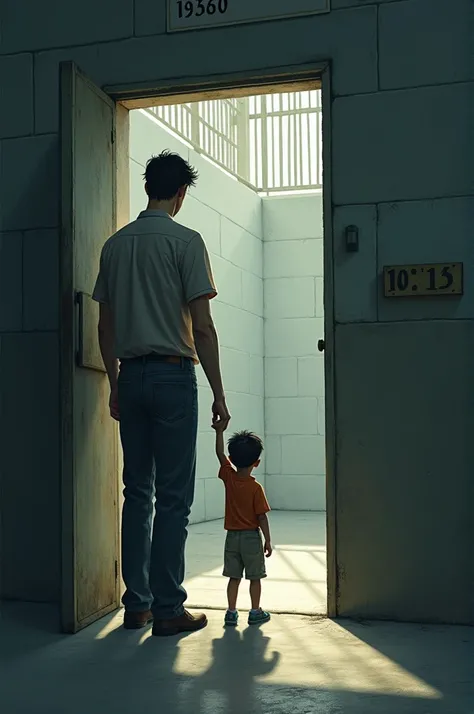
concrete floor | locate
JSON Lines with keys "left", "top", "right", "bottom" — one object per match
{"left": 1, "top": 512, "right": 472, "bottom": 713}
{"left": 185, "top": 511, "right": 327, "bottom": 614}
{"left": 0, "top": 603, "right": 472, "bottom": 714}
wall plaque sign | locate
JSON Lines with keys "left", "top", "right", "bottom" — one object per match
{"left": 167, "top": 0, "right": 330, "bottom": 33}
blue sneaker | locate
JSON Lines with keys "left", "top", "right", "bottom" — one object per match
{"left": 224, "top": 610, "right": 239, "bottom": 627}
{"left": 248, "top": 609, "right": 271, "bottom": 625}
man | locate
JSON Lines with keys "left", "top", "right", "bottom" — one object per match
{"left": 92, "top": 150, "right": 230, "bottom": 637}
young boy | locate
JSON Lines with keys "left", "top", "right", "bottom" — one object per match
{"left": 213, "top": 422, "right": 272, "bottom": 627}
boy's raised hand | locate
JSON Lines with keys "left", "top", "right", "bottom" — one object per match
{"left": 213, "top": 418, "right": 228, "bottom": 465}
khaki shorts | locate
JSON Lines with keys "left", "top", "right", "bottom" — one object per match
{"left": 223, "top": 529, "right": 266, "bottom": 581}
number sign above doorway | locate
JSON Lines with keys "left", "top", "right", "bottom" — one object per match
{"left": 167, "top": 0, "right": 330, "bottom": 33}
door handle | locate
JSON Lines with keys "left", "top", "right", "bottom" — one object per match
{"left": 318, "top": 339, "right": 325, "bottom": 352}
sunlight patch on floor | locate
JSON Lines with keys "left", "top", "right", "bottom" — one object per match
{"left": 166, "top": 617, "right": 442, "bottom": 701}
{"left": 185, "top": 512, "right": 327, "bottom": 614}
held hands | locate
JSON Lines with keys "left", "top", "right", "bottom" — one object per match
{"left": 212, "top": 397, "right": 230, "bottom": 432}
{"left": 264, "top": 541, "right": 273, "bottom": 558}
{"left": 212, "top": 420, "right": 227, "bottom": 434}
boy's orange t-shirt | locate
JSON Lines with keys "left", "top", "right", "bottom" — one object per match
{"left": 218, "top": 459, "right": 270, "bottom": 530}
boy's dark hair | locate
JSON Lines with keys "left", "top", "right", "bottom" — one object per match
{"left": 228, "top": 430, "right": 263, "bottom": 469}
{"left": 144, "top": 151, "right": 198, "bottom": 200}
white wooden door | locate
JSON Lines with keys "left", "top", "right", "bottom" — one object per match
{"left": 60, "top": 62, "right": 120, "bottom": 633}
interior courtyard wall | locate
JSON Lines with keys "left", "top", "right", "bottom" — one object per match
{"left": 263, "top": 195, "right": 325, "bottom": 511}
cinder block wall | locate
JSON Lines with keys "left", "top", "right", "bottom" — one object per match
{"left": 263, "top": 195, "right": 325, "bottom": 510}
{"left": 129, "top": 110, "right": 265, "bottom": 524}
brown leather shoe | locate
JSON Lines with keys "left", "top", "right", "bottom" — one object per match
{"left": 152, "top": 610, "right": 208, "bottom": 637}
{"left": 123, "top": 610, "right": 154, "bottom": 630}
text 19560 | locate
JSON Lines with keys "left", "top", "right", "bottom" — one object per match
{"left": 177, "top": 0, "right": 228, "bottom": 19}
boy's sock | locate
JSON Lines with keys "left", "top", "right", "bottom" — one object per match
{"left": 227, "top": 609, "right": 238, "bottom": 614}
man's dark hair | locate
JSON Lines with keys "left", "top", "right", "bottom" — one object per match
{"left": 228, "top": 431, "right": 263, "bottom": 469}
{"left": 144, "top": 151, "right": 199, "bottom": 200}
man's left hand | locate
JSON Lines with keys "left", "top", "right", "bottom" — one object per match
{"left": 109, "top": 387, "right": 120, "bottom": 421}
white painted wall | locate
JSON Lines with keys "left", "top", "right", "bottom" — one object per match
{"left": 263, "top": 195, "right": 325, "bottom": 510}
{"left": 129, "top": 110, "right": 264, "bottom": 524}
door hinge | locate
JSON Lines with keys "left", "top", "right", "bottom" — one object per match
{"left": 114, "top": 560, "right": 118, "bottom": 580}
{"left": 111, "top": 128, "right": 115, "bottom": 145}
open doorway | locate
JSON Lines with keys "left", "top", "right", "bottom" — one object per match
{"left": 60, "top": 63, "right": 334, "bottom": 633}
{"left": 128, "top": 86, "right": 327, "bottom": 615}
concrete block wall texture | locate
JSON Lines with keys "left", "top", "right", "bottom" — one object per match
{"left": 0, "top": 0, "right": 473, "bottom": 623}
{"left": 263, "top": 196, "right": 325, "bottom": 511}
{"left": 129, "top": 110, "right": 264, "bottom": 525}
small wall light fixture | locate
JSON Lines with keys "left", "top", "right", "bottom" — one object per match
{"left": 345, "top": 224, "right": 359, "bottom": 253}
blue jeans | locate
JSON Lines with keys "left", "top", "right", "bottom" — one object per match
{"left": 117, "top": 357, "right": 198, "bottom": 619}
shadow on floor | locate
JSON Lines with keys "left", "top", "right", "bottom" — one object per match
{"left": 181, "top": 626, "right": 280, "bottom": 713}
{"left": 0, "top": 605, "right": 281, "bottom": 714}
{"left": 1, "top": 603, "right": 472, "bottom": 714}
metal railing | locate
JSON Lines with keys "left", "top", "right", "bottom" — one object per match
{"left": 147, "top": 89, "right": 322, "bottom": 194}
{"left": 249, "top": 90, "right": 322, "bottom": 194}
